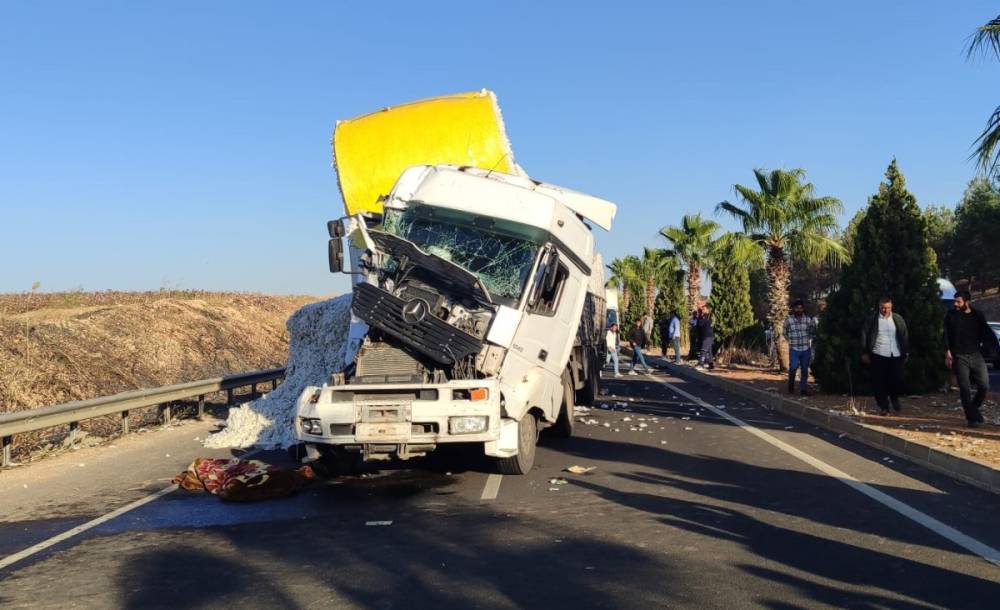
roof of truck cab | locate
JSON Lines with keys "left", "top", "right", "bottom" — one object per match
{"left": 393, "top": 165, "right": 616, "bottom": 231}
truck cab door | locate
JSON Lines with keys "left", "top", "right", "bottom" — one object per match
{"left": 503, "top": 248, "right": 585, "bottom": 419}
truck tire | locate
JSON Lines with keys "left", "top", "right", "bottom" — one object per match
{"left": 550, "top": 370, "right": 575, "bottom": 438}
{"left": 314, "top": 446, "right": 364, "bottom": 477}
{"left": 495, "top": 413, "right": 537, "bottom": 475}
{"left": 576, "top": 352, "right": 600, "bottom": 406}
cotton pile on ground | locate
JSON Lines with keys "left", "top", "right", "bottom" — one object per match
{"left": 205, "top": 295, "right": 352, "bottom": 449}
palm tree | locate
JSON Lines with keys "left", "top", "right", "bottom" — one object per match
{"left": 659, "top": 213, "right": 721, "bottom": 314}
{"left": 606, "top": 256, "right": 642, "bottom": 313}
{"left": 635, "top": 247, "right": 676, "bottom": 317}
{"left": 717, "top": 168, "right": 845, "bottom": 370}
{"left": 967, "top": 15, "right": 1000, "bottom": 177}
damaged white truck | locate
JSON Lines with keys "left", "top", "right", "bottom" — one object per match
{"left": 295, "top": 92, "right": 616, "bottom": 474}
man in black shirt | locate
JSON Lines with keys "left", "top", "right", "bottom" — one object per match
{"left": 627, "top": 318, "right": 651, "bottom": 375}
{"left": 944, "top": 290, "right": 999, "bottom": 427}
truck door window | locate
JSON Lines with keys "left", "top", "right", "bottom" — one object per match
{"left": 529, "top": 262, "right": 568, "bottom": 317}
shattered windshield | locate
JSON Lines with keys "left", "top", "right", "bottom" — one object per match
{"left": 382, "top": 205, "right": 543, "bottom": 300}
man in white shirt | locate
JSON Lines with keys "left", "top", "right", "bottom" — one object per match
{"left": 861, "top": 296, "right": 910, "bottom": 415}
{"left": 605, "top": 323, "right": 621, "bottom": 377}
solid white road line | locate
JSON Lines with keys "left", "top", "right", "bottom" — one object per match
{"left": 647, "top": 373, "right": 1000, "bottom": 568}
{"left": 481, "top": 473, "right": 503, "bottom": 501}
{"left": 0, "top": 448, "right": 262, "bottom": 572}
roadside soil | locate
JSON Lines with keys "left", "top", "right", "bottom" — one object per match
{"left": 0, "top": 291, "right": 318, "bottom": 463}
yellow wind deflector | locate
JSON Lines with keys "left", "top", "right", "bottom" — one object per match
{"left": 333, "top": 90, "right": 517, "bottom": 216}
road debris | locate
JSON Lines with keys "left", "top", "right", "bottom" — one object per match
{"left": 366, "top": 521, "right": 393, "bottom": 526}
{"left": 174, "top": 457, "right": 316, "bottom": 501}
{"left": 549, "top": 477, "right": 569, "bottom": 485}
{"left": 565, "top": 465, "right": 597, "bottom": 474}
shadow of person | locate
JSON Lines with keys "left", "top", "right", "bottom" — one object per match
{"left": 117, "top": 547, "right": 299, "bottom": 609}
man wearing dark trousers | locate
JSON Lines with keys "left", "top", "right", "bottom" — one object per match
{"left": 944, "top": 290, "right": 998, "bottom": 428}
{"left": 861, "top": 296, "right": 909, "bottom": 415}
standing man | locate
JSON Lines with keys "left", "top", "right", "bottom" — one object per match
{"left": 668, "top": 310, "right": 683, "bottom": 364}
{"left": 642, "top": 313, "right": 654, "bottom": 351}
{"left": 688, "top": 307, "right": 702, "bottom": 362}
{"left": 861, "top": 296, "right": 909, "bottom": 415}
{"left": 605, "top": 323, "right": 622, "bottom": 378}
{"left": 783, "top": 299, "right": 817, "bottom": 396}
{"left": 627, "top": 318, "right": 652, "bottom": 375}
{"left": 696, "top": 303, "right": 715, "bottom": 370}
{"left": 944, "top": 290, "right": 998, "bottom": 427}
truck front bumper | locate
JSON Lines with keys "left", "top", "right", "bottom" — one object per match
{"left": 294, "top": 378, "right": 517, "bottom": 459}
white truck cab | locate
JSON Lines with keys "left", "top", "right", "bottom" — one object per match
{"left": 296, "top": 164, "right": 614, "bottom": 474}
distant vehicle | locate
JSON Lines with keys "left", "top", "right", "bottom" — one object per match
{"left": 938, "top": 278, "right": 956, "bottom": 311}
{"left": 605, "top": 287, "right": 619, "bottom": 328}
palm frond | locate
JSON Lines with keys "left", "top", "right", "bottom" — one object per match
{"left": 966, "top": 15, "right": 1000, "bottom": 60}
{"left": 970, "top": 104, "right": 1000, "bottom": 177}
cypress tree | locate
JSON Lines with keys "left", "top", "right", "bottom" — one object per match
{"left": 708, "top": 242, "right": 755, "bottom": 350}
{"left": 813, "top": 160, "right": 946, "bottom": 393}
{"left": 623, "top": 283, "right": 645, "bottom": 331}
{"left": 653, "top": 269, "right": 688, "bottom": 347}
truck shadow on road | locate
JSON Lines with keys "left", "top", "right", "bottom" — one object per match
{"left": 108, "top": 507, "right": 680, "bottom": 609}
{"left": 556, "top": 435, "right": 1000, "bottom": 607}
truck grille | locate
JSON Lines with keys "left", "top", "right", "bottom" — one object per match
{"left": 355, "top": 342, "right": 423, "bottom": 383}
{"left": 352, "top": 283, "right": 483, "bottom": 365}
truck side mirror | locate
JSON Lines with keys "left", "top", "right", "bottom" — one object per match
{"left": 328, "top": 219, "right": 346, "bottom": 238}
{"left": 328, "top": 238, "right": 344, "bottom": 273}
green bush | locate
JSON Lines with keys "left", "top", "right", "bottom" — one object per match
{"left": 813, "top": 160, "right": 946, "bottom": 394}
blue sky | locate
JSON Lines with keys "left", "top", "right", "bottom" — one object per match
{"left": 2, "top": 1, "right": 997, "bottom": 296}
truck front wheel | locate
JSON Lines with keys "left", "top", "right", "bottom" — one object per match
{"left": 495, "top": 413, "right": 537, "bottom": 475}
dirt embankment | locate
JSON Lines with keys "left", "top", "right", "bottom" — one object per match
{"left": 0, "top": 292, "right": 318, "bottom": 413}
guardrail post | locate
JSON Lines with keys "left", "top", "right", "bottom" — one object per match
{"left": 271, "top": 379, "right": 278, "bottom": 391}
{"left": 227, "top": 389, "right": 234, "bottom": 406}
{"left": 68, "top": 421, "right": 79, "bottom": 447}
{"left": 121, "top": 411, "right": 130, "bottom": 435}
{"left": 197, "top": 394, "right": 205, "bottom": 419}
{"left": 250, "top": 384, "right": 258, "bottom": 401}
{"left": 2, "top": 436, "right": 11, "bottom": 467}
{"left": 161, "top": 403, "right": 172, "bottom": 426}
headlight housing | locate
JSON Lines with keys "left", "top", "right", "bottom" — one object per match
{"left": 300, "top": 417, "right": 323, "bottom": 435}
{"left": 449, "top": 416, "right": 488, "bottom": 435}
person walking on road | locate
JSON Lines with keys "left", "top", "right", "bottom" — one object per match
{"left": 783, "top": 299, "right": 817, "bottom": 396}
{"left": 627, "top": 318, "right": 652, "bottom": 375}
{"left": 605, "top": 323, "right": 622, "bottom": 377}
{"left": 861, "top": 296, "right": 909, "bottom": 415}
{"left": 696, "top": 303, "right": 715, "bottom": 370}
{"left": 944, "top": 290, "right": 998, "bottom": 427}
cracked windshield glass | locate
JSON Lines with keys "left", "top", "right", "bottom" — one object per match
{"left": 382, "top": 205, "right": 542, "bottom": 300}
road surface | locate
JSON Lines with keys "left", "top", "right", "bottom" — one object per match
{"left": 1, "top": 367, "right": 999, "bottom": 609}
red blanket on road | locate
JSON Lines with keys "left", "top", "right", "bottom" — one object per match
{"left": 173, "top": 458, "right": 315, "bottom": 502}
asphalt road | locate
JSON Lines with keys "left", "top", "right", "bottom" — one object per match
{"left": 2, "top": 368, "right": 999, "bottom": 609}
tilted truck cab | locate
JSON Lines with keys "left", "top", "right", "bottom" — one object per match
{"left": 296, "top": 164, "right": 614, "bottom": 474}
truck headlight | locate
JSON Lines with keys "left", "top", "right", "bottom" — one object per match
{"left": 449, "top": 416, "right": 488, "bottom": 435}
{"left": 300, "top": 417, "right": 322, "bottom": 435}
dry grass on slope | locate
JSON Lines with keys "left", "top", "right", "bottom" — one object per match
{"left": 0, "top": 292, "right": 317, "bottom": 413}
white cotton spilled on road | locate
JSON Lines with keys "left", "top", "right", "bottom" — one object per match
{"left": 204, "top": 294, "right": 353, "bottom": 449}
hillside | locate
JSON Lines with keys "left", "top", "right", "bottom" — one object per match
{"left": 0, "top": 291, "right": 318, "bottom": 413}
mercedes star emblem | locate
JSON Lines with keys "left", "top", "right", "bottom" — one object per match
{"left": 401, "top": 298, "right": 429, "bottom": 324}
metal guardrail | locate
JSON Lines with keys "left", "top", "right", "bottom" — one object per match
{"left": 0, "top": 367, "right": 286, "bottom": 467}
